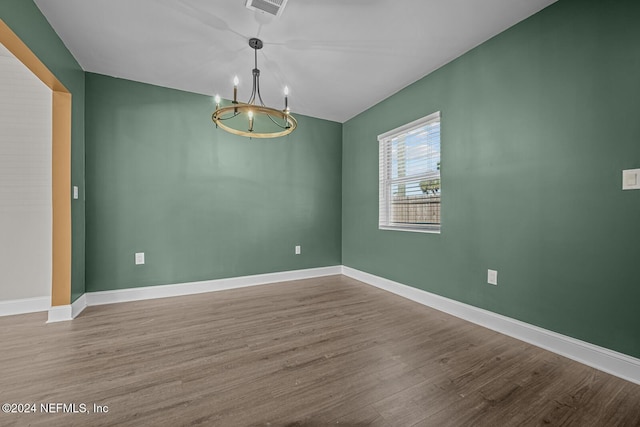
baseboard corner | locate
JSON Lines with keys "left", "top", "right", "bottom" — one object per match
{"left": 47, "top": 304, "right": 72, "bottom": 323}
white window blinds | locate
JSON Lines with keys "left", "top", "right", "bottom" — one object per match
{"left": 378, "top": 112, "right": 441, "bottom": 233}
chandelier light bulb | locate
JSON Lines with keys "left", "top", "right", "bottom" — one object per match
{"left": 214, "top": 94, "right": 221, "bottom": 105}
{"left": 284, "top": 86, "right": 289, "bottom": 111}
{"left": 248, "top": 110, "right": 254, "bottom": 132}
{"left": 233, "top": 76, "right": 239, "bottom": 106}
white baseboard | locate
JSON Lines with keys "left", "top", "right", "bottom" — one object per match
{"left": 47, "top": 304, "right": 72, "bottom": 323}
{"left": 47, "top": 294, "right": 87, "bottom": 323}
{"left": 342, "top": 266, "right": 640, "bottom": 386}
{"left": 46, "top": 266, "right": 340, "bottom": 322}
{"left": 86, "top": 265, "right": 342, "bottom": 306}
{"left": 72, "top": 293, "right": 87, "bottom": 318}
{"left": 0, "top": 296, "right": 49, "bottom": 317}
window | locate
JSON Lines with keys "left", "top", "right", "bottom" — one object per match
{"left": 378, "top": 111, "right": 441, "bottom": 233}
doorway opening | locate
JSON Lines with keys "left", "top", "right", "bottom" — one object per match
{"left": 0, "top": 19, "right": 72, "bottom": 313}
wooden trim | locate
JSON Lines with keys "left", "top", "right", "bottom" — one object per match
{"left": 0, "top": 19, "right": 72, "bottom": 306}
{"left": 51, "top": 91, "right": 72, "bottom": 306}
{"left": 0, "top": 20, "right": 69, "bottom": 93}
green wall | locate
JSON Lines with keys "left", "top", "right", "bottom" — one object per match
{"left": 0, "top": 1, "right": 86, "bottom": 302}
{"left": 342, "top": 0, "right": 640, "bottom": 358}
{"left": 85, "top": 73, "right": 342, "bottom": 291}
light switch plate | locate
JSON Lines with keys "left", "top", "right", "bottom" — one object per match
{"left": 487, "top": 269, "right": 498, "bottom": 286}
{"left": 73, "top": 186, "right": 79, "bottom": 200}
{"left": 295, "top": 245, "right": 301, "bottom": 255}
{"left": 135, "top": 252, "right": 145, "bottom": 265}
{"left": 623, "top": 169, "right": 640, "bottom": 190}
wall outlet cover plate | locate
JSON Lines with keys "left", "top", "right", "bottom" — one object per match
{"left": 622, "top": 169, "right": 640, "bottom": 190}
{"left": 135, "top": 252, "right": 145, "bottom": 265}
{"left": 488, "top": 269, "right": 498, "bottom": 285}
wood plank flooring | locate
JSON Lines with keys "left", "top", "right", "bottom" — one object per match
{"left": 0, "top": 275, "right": 639, "bottom": 426}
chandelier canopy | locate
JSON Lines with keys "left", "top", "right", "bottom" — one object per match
{"left": 212, "top": 38, "right": 297, "bottom": 138}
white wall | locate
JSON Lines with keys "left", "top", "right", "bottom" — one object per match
{"left": 0, "top": 43, "right": 52, "bottom": 301}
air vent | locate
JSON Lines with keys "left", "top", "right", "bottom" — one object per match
{"left": 245, "top": 0, "right": 289, "bottom": 17}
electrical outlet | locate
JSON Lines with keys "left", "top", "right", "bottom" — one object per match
{"left": 295, "top": 245, "right": 301, "bottom": 255}
{"left": 623, "top": 169, "right": 640, "bottom": 190}
{"left": 487, "top": 269, "right": 498, "bottom": 285}
{"left": 135, "top": 252, "right": 145, "bottom": 265}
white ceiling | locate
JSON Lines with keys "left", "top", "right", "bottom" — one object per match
{"left": 34, "top": 0, "right": 556, "bottom": 123}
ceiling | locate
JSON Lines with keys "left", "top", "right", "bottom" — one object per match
{"left": 34, "top": 0, "right": 557, "bottom": 123}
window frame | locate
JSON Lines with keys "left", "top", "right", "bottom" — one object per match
{"left": 378, "top": 111, "right": 441, "bottom": 234}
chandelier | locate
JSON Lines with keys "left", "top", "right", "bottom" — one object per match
{"left": 212, "top": 38, "right": 297, "bottom": 138}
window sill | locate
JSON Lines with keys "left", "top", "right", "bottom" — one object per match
{"left": 379, "top": 225, "right": 441, "bottom": 234}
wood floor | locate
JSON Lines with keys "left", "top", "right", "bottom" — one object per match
{"left": 1, "top": 275, "right": 639, "bottom": 426}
